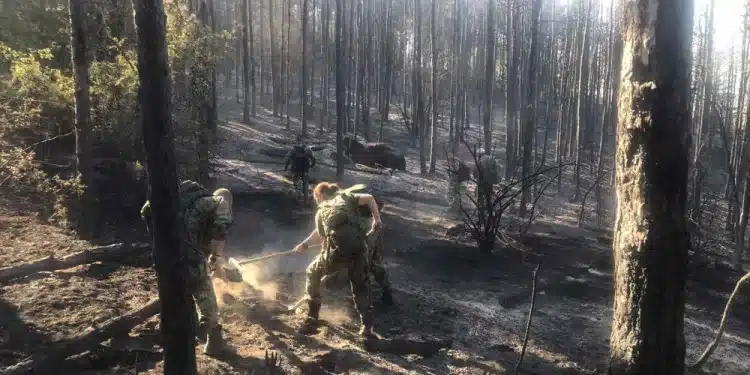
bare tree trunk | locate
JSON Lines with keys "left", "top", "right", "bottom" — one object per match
{"left": 242, "top": 0, "right": 251, "bottom": 123}
{"left": 268, "top": 0, "right": 280, "bottom": 116}
{"left": 428, "top": 0, "right": 438, "bottom": 173}
{"left": 249, "top": 0, "right": 257, "bottom": 117}
{"left": 519, "top": 0, "right": 542, "bottom": 218}
{"left": 69, "top": 0, "right": 96, "bottom": 239}
{"left": 505, "top": 0, "right": 519, "bottom": 179}
{"left": 379, "top": 0, "right": 394, "bottom": 142}
{"left": 335, "top": 0, "right": 345, "bottom": 179}
{"left": 690, "top": 0, "right": 715, "bottom": 224}
{"left": 310, "top": 0, "right": 318, "bottom": 109}
{"left": 481, "top": 0, "right": 495, "bottom": 154}
{"left": 573, "top": 0, "right": 591, "bottom": 202}
{"left": 285, "top": 0, "right": 291, "bottom": 126}
{"left": 197, "top": 2, "right": 211, "bottom": 186}
{"left": 415, "top": 0, "right": 427, "bottom": 174}
{"left": 208, "top": 0, "right": 218, "bottom": 137}
{"left": 134, "top": 0, "right": 197, "bottom": 373}
{"left": 609, "top": 0, "right": 693, "bottom": 373}
{"left": 301, "top": 0, "right": 309, "bottom": 135}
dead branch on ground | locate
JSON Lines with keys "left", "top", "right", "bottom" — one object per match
{"left": 688, "top": 271, "right": 750, "bottom": 370}
{"left": 0, "top": 242, "right": 150, "bottom": 283}
{"left": 0, "top": 298, "right": 160, "bottom": 375}
{"left": 514, "top": 262, "right": 541, "bottom": 375}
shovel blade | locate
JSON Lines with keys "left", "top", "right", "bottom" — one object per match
{"left": 219, "top": 257, "right": 244, "bottom": 283}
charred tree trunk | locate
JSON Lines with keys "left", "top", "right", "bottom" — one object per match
{"left": 242, "top": 0, "right": 251, "bottom": 123}
{"left": 519, "top": 0, "right": 542, "bottom": 218}
{"left": 69, "top": 0, "right": 96, "bottom": 239}
{"left": 269, "top": 0, "right": 280, "bottom": 117}
{"left": 428, "top": 0, "right": 438, "bottom": 173}
{"left": 301, "top": 0, "right": 309, "bottom": 135}
{"left": 481, "top": 0, "right": 495, "bottom": 154}
{"left": 505, "top": 0, "right": 520, "bottom": 179}
{"left": 249, "top": 0, "right": 257, "bottom": 117}
{"left": 134, "top": 0, "right": 197, "bottom": 373}
{"left": 335, "top": 0, "right": 345, "bottom": 180}
{"left": 608, "top": 0, "right": 693, "bottom": 374}
{"left": 573, "top": 0, "right": 591, "bottom": 202}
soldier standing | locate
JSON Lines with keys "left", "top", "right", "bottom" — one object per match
{"left": 141, "top": 180, "right": 233, "bottom": 356}
{"left": 284, "top": 136, "right": 316, "bottom": 181}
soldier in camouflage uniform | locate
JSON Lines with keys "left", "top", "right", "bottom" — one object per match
{"left": 474, "top": 150, "right": 499, "bottom": 209}
{"left": 140, "top": 180, "right": 234, "bottom": 356}
{"left": 292, "top": 182, "right": 383, "bottom": 337}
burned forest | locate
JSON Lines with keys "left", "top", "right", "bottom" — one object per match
{"left": 2, "top": 0, "right": 750, "bottom": 374}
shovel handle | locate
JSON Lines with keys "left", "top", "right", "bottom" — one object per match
{"left": 236, "top": 248, "right": 300, "bottom": 265}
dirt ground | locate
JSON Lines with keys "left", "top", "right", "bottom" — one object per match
{"left": 2, "top": 89, "right": 750, "bottom": 374}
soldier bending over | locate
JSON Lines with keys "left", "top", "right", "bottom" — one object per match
{"left": 292, "top": 182, "right": 382, "bottom": 337}
{"left": 141, "top": 180, "right": 234, "bottom": 356}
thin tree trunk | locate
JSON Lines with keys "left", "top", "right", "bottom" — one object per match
{"left": 133, "top": 0, "right": 197, "bottom": 373}
{"left": 301, "top": 0, "right": 309, "bottom": 135}
{"left": 519, "top": 0, "right": 541, "bottom": 218}
{"left": 481, "top": 0, "right": 495, "bottom": 154}
{"left": 242, "top": 0, "right": 251, "bottom": 123}
{"left": 69, "top": 0, "right": 96, "bottom": 239}
{"left": 335, "top": 0, "right": 345, "bottom": 179}
{"left": 428, "top": 0, "right": 438, "bottom": 173}
{"left": 573, "top": 0, "right": 591, "bottom": 202}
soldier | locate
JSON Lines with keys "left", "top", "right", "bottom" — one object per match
{"left": 292, "top": 182, "right": 382, "bottom": 338}
{"left": 474, "top": 149, "right": 499, "bottom": 209}
{"left": 284, "top": 136, "right": 316, "bottom": 182}
{"left": 140, "top": 180, "right": 233, "bottom": 356}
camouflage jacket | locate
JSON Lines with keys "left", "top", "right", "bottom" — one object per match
{"left": 140, "top": 180, "right": 233, "bottom": 260}
{"left": 315, "top": 192, "right": 364, "bottom": 248}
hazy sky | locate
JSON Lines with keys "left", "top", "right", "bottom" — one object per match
{"left": 694, "top": 0, "right": 744, "bottom": 53}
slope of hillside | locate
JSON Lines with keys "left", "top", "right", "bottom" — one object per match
{"left": 1, "top": 91, "right": 749, "bottom": 375}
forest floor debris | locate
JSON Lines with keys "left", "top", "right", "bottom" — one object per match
{"left": 0, "top": 92, "right": 749, "bottom": 374}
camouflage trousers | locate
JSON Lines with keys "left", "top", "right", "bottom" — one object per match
{"left": 187, "top": 257, "right": 220, "bottom": 330}
{"left": 305, "top": 230, "right": 372, "bottom": 327}
{"left": 360, "top": 219, "right": 391, "bottom": 290}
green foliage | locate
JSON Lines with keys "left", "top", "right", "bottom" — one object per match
{"left": 0, "top": 1, "right": 229, "bottom": 225}
{"left": 0, "top": 3, "right": 70, "bottom": 68}
{"left": 0, "top": 147, "right": 83, "bottom": 225}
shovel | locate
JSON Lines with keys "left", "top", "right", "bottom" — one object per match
{"left": 217, "top": 247, "right": 318, "bottom": 283}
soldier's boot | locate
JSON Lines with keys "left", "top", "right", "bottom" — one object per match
{"left": 203, "top": 324, "right": 226, "bottom": 357}
{"left": 380, "top": 286, "right": 394, "bottom": 307}
{"left": 297, "top": 300, "right": 321, "bottom": 335}
{"left": 357, "top": 314, "right": 375, "bottom": 339}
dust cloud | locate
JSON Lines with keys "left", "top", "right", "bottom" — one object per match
{"left": 216, "top": 239, "right": 319, "bottom": 303}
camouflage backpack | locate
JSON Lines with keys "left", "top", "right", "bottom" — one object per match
{"left": 316, "top": 191, "right": 364, "bottom": 253}
{"left": 290, "top": 145, "right": 311, "bottom": 174}
{"left": 177, "top": 180, "right": 215, "bottom": 258}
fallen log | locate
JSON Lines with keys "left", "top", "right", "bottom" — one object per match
{"left": 364, "top": 337, "right": 452, "bottom": 357}
{"left": 0, "top": 298, "right": 161, "bottom": 375}
{"left": 316, "top": 161, "right": 390, "bottom": 176}
{"left": 0, "top": 242, "right": 150, "bottom": 283}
